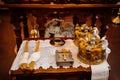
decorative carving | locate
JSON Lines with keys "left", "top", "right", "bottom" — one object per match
{"left": 10, "top": 9, "right": 29, "bottom": 49}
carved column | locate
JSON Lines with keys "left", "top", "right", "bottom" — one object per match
{"left": 10, "top": 9, "right": 29, "bottom": 50}
{"left": 22, "top": 12, "right": 29, "bottom": 38}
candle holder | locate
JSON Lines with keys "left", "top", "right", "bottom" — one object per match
{"left": 112, "top": 8, "right": 120, "bottom": 27}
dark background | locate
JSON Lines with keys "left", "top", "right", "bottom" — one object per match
{"left": 0, "top": 9, "right": 120, "bottom": 80}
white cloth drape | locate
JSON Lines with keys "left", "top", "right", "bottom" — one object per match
{"left": 10, "top": 39, "right": 110, "bottom": 80}
{"left": 91, "top": 61, "right": 110, "bottom": 80}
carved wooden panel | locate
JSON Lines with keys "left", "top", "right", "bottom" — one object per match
{"left": 23, "top": 8, "right": 111, "bottom": 37}
{"left": 9, "top": 7, "right": 114, "bottom": 49}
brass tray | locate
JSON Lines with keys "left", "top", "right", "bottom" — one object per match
{"left": 50, "top": 38, "right": 65, "bottom": 47}
{"left": 77, "top": 50, "right": 106, "bottom": 65}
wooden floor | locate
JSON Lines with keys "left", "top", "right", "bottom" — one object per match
{"left": 0, "top": 11, "right": 120, "bottom": 80}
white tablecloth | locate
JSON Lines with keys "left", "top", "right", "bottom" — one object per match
{"left": 91, "top": 61, "right": 110, "bottom": 80}
{"left": 10, "top": 39, "right": 110, "bottom": 80}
